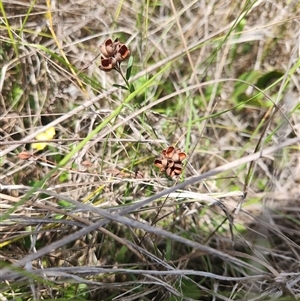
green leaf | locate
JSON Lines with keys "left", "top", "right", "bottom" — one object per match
{"left": 113, "top": 83, "right": 128, "bottom": 90}
{"left": 129, "top": 83, "right": 135, "bottom": 93}
{"left": 232, "top": 70, "right": 260, "bottom": 102}
{"left": 57, "top": 200, "right": 72, "bottom": 208}
{"left": 255, "top": 70, "right": 284, "bottom": 89}
{"left": 12, "top": 84, "right": 23, "bottom": 103}
{"left": 126, "top": 56, "right": 133, "bottom": 80}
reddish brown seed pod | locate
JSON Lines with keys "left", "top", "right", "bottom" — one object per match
{"left": 154, "top": 158, "right": 166, "bottom": 171}
{"left": 162, "top": 146, "right": 175, "bottom": 158}
{"left": 167, "top": 158, "right": 175, "bottom": 167}
{"left": 100, "top": 38, "right": 116, "bottom": 58}
{"left": 99, "top": 56, "right": 116, "bottom": 72}
{"left": 165, "top": 166, "right": 174, "bottom": 177}
{"left": 171, "top": 152, "right": 180, "bottom": 162}
{"left": 115, "top": 44, "right": 131, "bottom": 62}
{"left": 18, "top": 151, "right": 32, "bottom": 160}
{"left": 173, "top": 163, "right": 183, "bottom": 175}
{"left": 177, "top": 151, "right": 187, "bottom": 162}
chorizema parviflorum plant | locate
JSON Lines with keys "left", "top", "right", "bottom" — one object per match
{"left": 1, "top": 1, "right": 299, "bottom": 300}
{"left": 98, "top": 37, "right": 134, "bottom": 92}
{"left": 97, "top": 37, "right": 187, "bottom": 180}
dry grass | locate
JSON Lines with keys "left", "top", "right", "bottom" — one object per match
{"left": 0, "top": 0, "right": 300, "bottom": 300}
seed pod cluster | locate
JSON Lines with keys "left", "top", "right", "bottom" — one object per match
{"left": 99, "top": 38, "right": 130, "bottom": 72}
{"left": 154, "top": 146, "right": 187, "bottom": 177}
